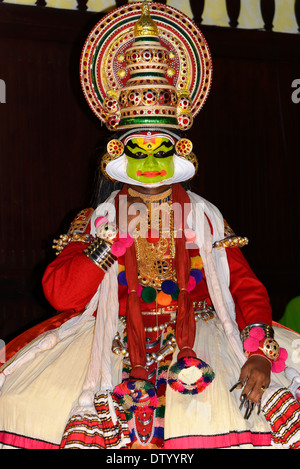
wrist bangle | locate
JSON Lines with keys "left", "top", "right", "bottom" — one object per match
{"left": 84, "top": 237, "right": 117, "bottom": 272}
{"left": 240, "top": 323, "right": 274, "bottom": 344}
{"left": 242, "top": 325, "right": 288, "bottom": 374}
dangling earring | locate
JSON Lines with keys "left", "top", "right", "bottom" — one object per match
{"left": 101, "top": 139, "right": 124, "bottom": 181}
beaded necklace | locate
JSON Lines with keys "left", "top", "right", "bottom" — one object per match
{"left": 118, "top": 187, "right": 204, "bottom": 308}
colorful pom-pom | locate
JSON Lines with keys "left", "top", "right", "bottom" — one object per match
{"left": 141, "top": 286, "right": 157, "bottom": 303}
{"left": 278, "top": 347, "right": 288, "bottom": 361}
{"left": 111, "top": 240, "right": 126, "bottom": 257}
{"left": 119, "top": 233, "right": 134, "bottom": 248}
{"left": 118, "top": 270, "right": 127, "bottom": 286}
{"left": 249, "top": 327, "right": 265, "bottom": 341}
{"left": 190, "top": 256, "right": 203, "bottom": 270}
{"left": 171, "top": 286, "right": 180, "bottom": 301}
{"left": 270, "top": 347, "right": 287, "bottom": 373}
{"left": 118, "top": 264, "right": 125, "bottom": 274}
{"left": 114, "top": 379, "right": 158, "bottom": 412}
{"left": 190, "top": 268, "right": 203, "bottom": 284}
{"left": 157, "top": 291, "right": 172, "bottom": 306}
{"left": 184, "top": 229, "right": 196, "bottom": 242}
{"left": 128, "top": 284, "right": 143, "bottom": 297}
{"left": 167, "top": 357, "right": 215, "bottom": 395}
{"left": 187, "top": 276, "right": 196, "bottom": 292}
{"left": 137, "top": 284, "right": 143, "bottom": 297}
{"left": 244, "top": 336, "right": 260, "bottom": 353}
{"left": 271, "top": 359, "right": 286, "bottom": 373}
{"left": 161, "top": 280, "right": 178, "bottom": 295}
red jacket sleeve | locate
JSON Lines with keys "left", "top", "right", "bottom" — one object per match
{"left": 227, "top": 246, "right": 272, "bottom": 331}
{"left": 42, "top": 242, "right": 105, "bottom": 313}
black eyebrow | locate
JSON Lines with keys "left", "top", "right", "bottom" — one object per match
{"left": 153, "top": 141, "right": 174, "bottom": 158}
{"left": 153, "top": 141, "right": 174, "bottom": 151}
{"left": 124, "top": 142, "right": 148, "bottom": 159}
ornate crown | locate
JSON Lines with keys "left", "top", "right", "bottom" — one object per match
{"left": 80, "top": 1, "right": 213, "bottom": 132}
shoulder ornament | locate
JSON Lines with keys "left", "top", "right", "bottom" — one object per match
{"left": 213, "top": 219, "right": 249, "bottom": 250}
{"left": 52, "top": 208, "right": 94, "bottom": 255}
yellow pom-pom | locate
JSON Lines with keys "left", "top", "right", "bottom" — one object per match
{"left": 190, "top": 255, "right": 203, "bottom": 270}
{"left": 157, "top": 291, "right": 172, "bottom": 306}
{"left": 118, "top": 264, "right": 125, "bottom": 274}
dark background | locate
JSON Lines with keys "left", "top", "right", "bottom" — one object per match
{"left": 0, "top": 1, "right": 300, "bottom": 342}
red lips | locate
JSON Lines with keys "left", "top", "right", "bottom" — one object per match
{"left": 136, "top": 170, "right": 167, "bottom": 178}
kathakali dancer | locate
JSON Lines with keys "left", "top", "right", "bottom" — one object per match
{"left": 1, "top": 1, "right": 300, "bottom": 450}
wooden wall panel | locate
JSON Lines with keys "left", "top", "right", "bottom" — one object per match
{"left": 189, "top": 27, "right": 300, "bottom": 322}
{"left": 0, "top": 5, "right": 106, "bottom": 340}
{"left": 0, "top": 4, "right": 299, "bottom": 342}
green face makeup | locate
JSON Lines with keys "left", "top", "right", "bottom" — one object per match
{"left": 125, "top": 136, "right": 175, "bottom": 184}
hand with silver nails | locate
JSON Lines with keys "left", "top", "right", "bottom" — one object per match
{"left": 230, "top": 355, "right": 271, "bottom": 419}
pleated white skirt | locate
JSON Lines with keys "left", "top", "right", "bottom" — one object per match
{"left": 0, "top": 313, "right": 299, "bottom": 449}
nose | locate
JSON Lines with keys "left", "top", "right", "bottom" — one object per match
{"left": 143, "top": 154, "right": 159, "bottom": 169}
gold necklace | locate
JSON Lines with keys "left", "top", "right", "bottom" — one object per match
{"left": 130, "top": 188, "right": 176, "bottom": 290}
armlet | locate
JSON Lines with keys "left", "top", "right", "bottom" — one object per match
{"left": 213, "top": 219, "right": 249, "bottom": 249}
{"left": 52, "top": 208, "right": 94, "bottom": 255}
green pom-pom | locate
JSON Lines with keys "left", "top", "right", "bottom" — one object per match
{"left": 141, "top": 286, "right": 157, "bottom": 303}
{"left": 171, "top": 285, "right": 180, "bottom": 301}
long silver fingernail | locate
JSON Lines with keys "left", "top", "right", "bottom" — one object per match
{"left": 239, "top": 394, "right": 246, "bottom": 410}
{"left": 230, "top": 381, "right": 243, "bottom": 392}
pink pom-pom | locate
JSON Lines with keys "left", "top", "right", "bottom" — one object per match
{"left": 127, "top": 284, "right": 143, "bottom": 297}
{"left": 111, "top": 241, "right": 126, "bottom": 257}
{"left": 278, "top": 347, "right": 288, "bottom": 361}
{"left": 249, "top": 327, "right": 265, "bottom": 341}
{"left": 271, "top": 359, "right": 286, "bottom": 373}
{"left": 244, "top": 336, "right": 259, "bottom": 353}
{"left": 119, "top": 233, "right": 134, "bottom": 248}
{"left": 187, "top": 275, "right": 196, "bottom": 292}
{"left": 95, "top": 216, "right": 108, "bottom": 228}
{"left": 184, "top": 229, "right": 196, "bottom": 243}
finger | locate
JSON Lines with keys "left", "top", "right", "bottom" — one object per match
{"left": 244, "top": 401, "right": 255, "bottom": 420}
{"left": 238, "top": 367, "right": 249, "bottom": 388}
{"left": 241, "top": 375, "right": 255, "bottom": 398}
{"left": 257, "top": 400, "right": 262, "bottom": 415}
{"left": 244, "top": 380, "right": 266, "bottom": 404}
{"left": 229, "top": 381, "right": 243, "bottom": 392}
{"left": 239, "top": 394, "right": 246, "bottom": 410}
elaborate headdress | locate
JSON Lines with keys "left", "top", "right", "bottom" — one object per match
{"left": 80, "top": 1, "right": 213, "bottom": 185}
